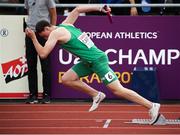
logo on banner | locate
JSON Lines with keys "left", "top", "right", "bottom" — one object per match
{"left": 1, "top": 56, "right": 28, "bottom": 83}
{"left": 0, "top": 28, "right": 9, "bottom": 37}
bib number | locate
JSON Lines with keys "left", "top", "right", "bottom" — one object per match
{"left": 78, "top": 32, "right": 94, "bottom": 49}
{"left": 105, "top": 71, "right": 115, "bottom": 82}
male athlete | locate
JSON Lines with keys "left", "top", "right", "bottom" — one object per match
{"left": 26, "top": 5, "right": 160, "bottom": 124}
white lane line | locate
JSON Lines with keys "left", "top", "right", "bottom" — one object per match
{"left": 0, "top": 111, "right": 179, "bottom": 113}
{"left": 1, "top": 134, "right": 179, "bottom": 135}
{"left": 0, "top": 118, "right": 124, "bottom": 121}
{"left": 1, "top": 127, "right": 180, "bottom": 130}
{"left": 0, "top": 104, "right": 179, "bottom": 107}
{"left": 103, "top": 119, "right": 112, "bottom": 128}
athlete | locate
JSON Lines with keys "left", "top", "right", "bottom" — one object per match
{"left": 25, "top": 5, "right": 160, "bottom": 124}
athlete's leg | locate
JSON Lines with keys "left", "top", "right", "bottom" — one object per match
{"left": 61, "top": 68, "right": 98, "bottom": 97}
{"left": 62, "top": 61, "right": 106, "bottom": 111}
{"left": 106, "top": 80, "right": 160, "bottom": 124}
{"left": 92, "top": 54, "right": 160, "bottom": 123}
{"left": 92, "top": 54, "right": 153, "bottom": 109}
{"left": 106, "top": 80, "right": 152, "bottom": 109}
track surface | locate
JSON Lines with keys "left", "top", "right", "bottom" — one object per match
{"left": 0, "top": 103, "right": 179, "bottom": 134}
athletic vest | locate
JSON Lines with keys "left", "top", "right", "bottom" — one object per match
{"left": 59, "top": 24, "right": 105, "bottom": 62}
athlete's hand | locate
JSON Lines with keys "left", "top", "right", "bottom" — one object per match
{"left": 100, "top": 5, "right": 111, "bottom": 14}
{"left": 25, "top": 28, "right": 36, "bottom": 39}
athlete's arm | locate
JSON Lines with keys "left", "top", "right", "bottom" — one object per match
{"left": 62, "top": 5, "right": 111, "bottom": 25}
{"left": 26, "top": 28, "right": 61, "bottom": 59}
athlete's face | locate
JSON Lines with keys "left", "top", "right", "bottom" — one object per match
{"left": 39, "top": 26, "right": 51, "bottom": 40}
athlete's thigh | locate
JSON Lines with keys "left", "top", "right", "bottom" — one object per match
{"left": 106, "top": 79, "right": 124, "bottom": 91}
{"left": 71, "top": 61, "right": 93, "bottom": 78}
{"left": 92, "top": 56, "right": 118, "bottom": 85}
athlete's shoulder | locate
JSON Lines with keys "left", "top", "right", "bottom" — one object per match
{"left": 50, "top": 26, "right": 71, "bottom": 43}
{"left": 60, "top": 23, "right": 75, "bottom": 27}
{"left": 51, "top": 26, "right": 67, "bottom": 37}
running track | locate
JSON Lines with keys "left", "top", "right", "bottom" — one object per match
{"left": 0, "top": 103, "right": 179, "bottom": 134}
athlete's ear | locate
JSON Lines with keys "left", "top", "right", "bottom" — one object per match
{"left": 44, "top": 26, "right": 50, "bottom": 32}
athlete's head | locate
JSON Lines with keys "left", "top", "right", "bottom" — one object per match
{"left": 36, "top": 20, "right": 52, "bottom": 39}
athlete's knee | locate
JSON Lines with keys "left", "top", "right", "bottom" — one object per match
{"left": 108, "top": 83, "right": 127, "bottom": 96}
{"left": 61, "top": 74, "right": 78, "bottom": 86}
{"left": 61, "top": 78, "right": 72, "bottom": 86}
{"left": 61, "top": 76, "right": 71, "bottom": 86}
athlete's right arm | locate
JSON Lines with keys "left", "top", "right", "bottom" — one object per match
{"left": 26, "top": 28, "right": 66, "bottom": 59}
{"left": 62, "top": 5, "right": 111, "bottom": 25}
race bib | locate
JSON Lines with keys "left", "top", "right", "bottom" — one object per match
{"left": 104, "top": 71, "right": 115, "bottom": 82}
{"left": 78, "top": 32, "right": 94, "bottom": 49}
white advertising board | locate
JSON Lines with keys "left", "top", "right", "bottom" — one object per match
{"left": 0, "top": 15, "right": 43, "bottom": 99}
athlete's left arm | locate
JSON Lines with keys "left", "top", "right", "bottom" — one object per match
{"left": 62, "top": 5, "right": 111, "bottom": 25}
{"left": 26, "top": 28, "right": 58, "bottom": 59}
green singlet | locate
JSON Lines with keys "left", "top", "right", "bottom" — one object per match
{"left": 59, "top": 24, "right": 118, "bottom": 85}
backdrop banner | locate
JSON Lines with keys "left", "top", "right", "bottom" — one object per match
{"left": 0, "top": 15, "right": 43, "bottom": 99}
{"left": 51, "top": 16, "right": 180, "bottom": 100}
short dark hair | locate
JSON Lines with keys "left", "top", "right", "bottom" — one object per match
{"left": 35, "top": 20, "right": 51, "bottom": 33}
